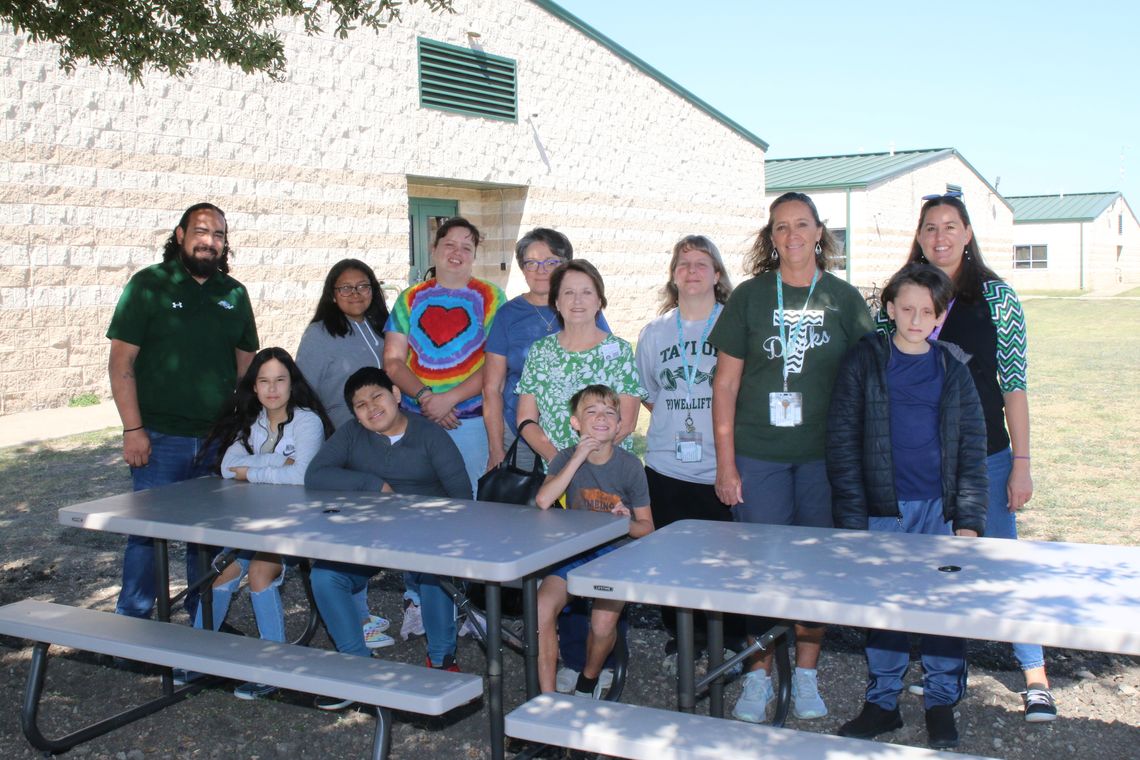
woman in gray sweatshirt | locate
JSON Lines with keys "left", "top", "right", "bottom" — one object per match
{"left": 296, "top": 259, "right": 389, "bottom": 429}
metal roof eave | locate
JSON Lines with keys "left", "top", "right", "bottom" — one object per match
{"left": 531, "top": 0, "right": 769, "bottom": 151}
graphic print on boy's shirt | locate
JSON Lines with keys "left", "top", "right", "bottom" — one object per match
{"left": 577, "top": 487, "right": 622, "bottom": 513}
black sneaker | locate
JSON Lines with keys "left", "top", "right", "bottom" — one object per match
{"left": 837, "top": 701, "right": 903, "bottom": 739}
{"left": 1024, "top": 684, "right": 1058, "bottom": 723}
{"left": 925, "top": 704, "right": 959, "bottom": 749}
{"left": 314, "top": 694, "right": 354, "bottom": 711}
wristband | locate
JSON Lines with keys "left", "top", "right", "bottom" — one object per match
{"left": 123, "top": 426, "right": 144, "bottom": 434}
{"left": 1013, "top": 455, "right": 1030, "bottom": 461}
{"left": 414, "top": 386, "right": 432, "bottom": 402}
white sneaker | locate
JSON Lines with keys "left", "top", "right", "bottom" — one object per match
{"left": 458, "top": 608, "right": 486, "bottom": 640}
{"left": 400, "top": 600, "right": 424, "bottom": 640}
{"left": 555, "top": 667, "right": 578, "bottom": 693}
{"left": 732, "top": 670, "right": 774, "bottom": 723}
{"left": 791, "top": 667, "right": 828, "bottom": 719}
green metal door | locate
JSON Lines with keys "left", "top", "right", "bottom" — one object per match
{"left": 408, "top": 197, "right": 459, "bottom": 283}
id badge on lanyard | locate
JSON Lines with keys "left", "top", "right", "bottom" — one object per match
{"left": 771, "top": 271, "right": 818, "bottom": 428}
{"left": 675, "top": 415, "right": 702, "bottom": 462}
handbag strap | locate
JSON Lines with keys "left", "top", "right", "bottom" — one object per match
{"left": 511, "top": 419, "right": 545, "bottom": 475}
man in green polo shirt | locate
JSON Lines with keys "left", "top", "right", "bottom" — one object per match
{"left": 107, "top": 202, "right": 259, "bottom": 620}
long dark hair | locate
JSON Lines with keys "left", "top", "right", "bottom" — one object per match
{"left": 745, "top": 192, "right": 836, "bottom": 276}
{"left": 202, "top": 347, "right": 334, "bottom": 473}
{"left": 310, "top": 259, "right": 389, "bottom": 337}
{"left": 906, "top": 196, "right": 1000, "bottom": 303}
{"left": 162, "top": 202, "right": 231, "bottom": 275}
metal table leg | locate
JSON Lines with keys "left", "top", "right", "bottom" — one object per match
{"left": 676, "top": 607, "right": 696, "bottom": 714}
{"left": 485, "top": 581, "right": 504, "bottom": 760}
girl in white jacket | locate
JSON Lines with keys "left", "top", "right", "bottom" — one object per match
{"left": 193, "top": 347, "right": 334, "bottom": 699}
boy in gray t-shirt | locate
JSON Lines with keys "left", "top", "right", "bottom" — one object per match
{"left": 535, "top": 384, "right": 654, "bottom": 698}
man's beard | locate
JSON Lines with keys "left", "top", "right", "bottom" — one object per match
{"left": 181, "top": 246, "right": 221, "bottom": 278}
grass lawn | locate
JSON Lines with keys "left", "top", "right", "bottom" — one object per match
{"left": 1114, "top": 286, "right": 1140, "bottom": 297}
{"left": 1016, "top": 298, "right": 1140, "bottom": 544}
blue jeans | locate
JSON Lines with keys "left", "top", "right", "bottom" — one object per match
{"left": 447, "top": 415, "right": 485, "bottom": 499}
{"left": 984, "top": 449, "right": 1046, "bottom": 672}
{"left": 866, "top": 498, "right": 967, "bottom": 709}
{"left": 311, "top": 561, "right": 376, "bottom": 657}
{"left": 313, "top": 564, "right": 456, "bottom": 665}
{"left": 406, "top": 572, "right": 458, "bottom": 666}
{"left": 117, "top": 430, "right": 215, "bottom": 620}
{"left": 192, "top": 553, "right": 286, "bottom": 643}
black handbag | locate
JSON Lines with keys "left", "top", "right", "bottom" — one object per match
{"left": 476, "top": 420, "right": 544, "bottom": 507}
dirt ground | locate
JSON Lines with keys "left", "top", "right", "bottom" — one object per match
{"left": 1, "top": 432, "right": 1137, "bottom": 759}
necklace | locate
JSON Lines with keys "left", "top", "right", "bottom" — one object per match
{"left": 531, "top": 302, "right": 557, "bottom": 333}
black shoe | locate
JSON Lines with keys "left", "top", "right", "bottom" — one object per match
{"left": 925, "top": 704, "right": 959, "bottom": 749}
{"left": 837, "top": 701, "right": 903, "bottom": 739}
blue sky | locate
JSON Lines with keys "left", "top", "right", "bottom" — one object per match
{"left": 554, "top": 0, "right": 1140, "bottom": 207}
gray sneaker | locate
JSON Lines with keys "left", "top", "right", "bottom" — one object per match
{"left": 791, "top": 667, "right": 827, "bottom": 719}
{"left": 731, "top": 670, "right": 774, "bottom": 723}
{"left": 233, "top": 681, "right": 277, "bottom": 700}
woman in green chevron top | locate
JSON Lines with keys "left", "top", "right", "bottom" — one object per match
{"left": 903, "top": 192, "right": 1057, "bottom": 723}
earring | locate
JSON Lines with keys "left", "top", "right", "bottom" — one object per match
{"left": 815, "top": 242, "right": 822, "bottom": 257}
{"left": 773, "top": 250, "right": 780, "bottom": 261}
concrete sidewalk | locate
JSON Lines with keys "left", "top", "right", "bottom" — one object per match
{"left": 0, "top": 402, "right": 121, "bottom": 449}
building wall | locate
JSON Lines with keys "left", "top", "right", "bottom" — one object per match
{"left": 0, "top": 1, "right": 766, "bottom": 414}
{"left": 1010, "top": 197, "right": 1140, "bottom": 291}
{"left": 767, "top": 155, "right": 1014, "bottom": 293}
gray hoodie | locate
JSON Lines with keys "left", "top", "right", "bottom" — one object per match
{"left": 296, "top": 320, "right": 384, "bottom": 429}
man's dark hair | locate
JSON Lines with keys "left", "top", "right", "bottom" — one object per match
{"left": 162, "top": 202, "right": 231, "bottom": 275}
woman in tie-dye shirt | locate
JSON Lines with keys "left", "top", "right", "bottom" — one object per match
{"left": 383, "top": 217, "right": 505, "bottom": 494}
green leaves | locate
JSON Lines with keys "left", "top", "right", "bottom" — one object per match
{"left": 1, "top": 0, "right": 454, "bottom": 82}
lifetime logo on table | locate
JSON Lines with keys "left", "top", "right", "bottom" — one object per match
{"left": 594, "top": 585, "right": 613, "bottom": 592}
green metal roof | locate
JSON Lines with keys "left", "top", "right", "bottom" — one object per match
{"left": 765, "top": 148, "right": 956, "bottom": 191}
{"left": 1007, "top": 192, "right": 1121, "bottom": 223}
{"left": 530, "top": 0, "right": 768, "bottom": 150}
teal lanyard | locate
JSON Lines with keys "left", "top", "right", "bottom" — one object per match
{"left": 776, "top": 270, "right": 819, "bottom": 392}
{"left": 674, "top": 303, "right": 721, "bottom": 408}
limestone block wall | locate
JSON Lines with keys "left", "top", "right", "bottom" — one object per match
{"left": 0, "top": 0, "right": 767, "bottom": 414}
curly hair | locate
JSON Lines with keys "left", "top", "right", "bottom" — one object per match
{"left": 161, "top": 202, "right": 231, "bottom": 275}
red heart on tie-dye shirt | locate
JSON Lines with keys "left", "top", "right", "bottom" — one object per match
{"left": 420, "top": 305, "right": 472, "bottom": 348}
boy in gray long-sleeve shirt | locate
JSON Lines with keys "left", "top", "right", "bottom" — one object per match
{"left": 304, "top": 367, "right": 471, "bottom": 682}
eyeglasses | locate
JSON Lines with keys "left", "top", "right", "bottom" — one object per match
{"left": 334, "top": 283, "right": 372, "bottom": 296}
{"left": 922, "top": 191, "right": 963, "bottom": 201}
{"left": 521, "top": 258, "right": 565, "bottom": 272}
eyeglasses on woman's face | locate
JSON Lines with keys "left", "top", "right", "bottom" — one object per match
{"left": 334, "top": 283, "right": 373, "bottom": 296}
{"left": 521, "top": 258, "right": 565, "bottom": 272}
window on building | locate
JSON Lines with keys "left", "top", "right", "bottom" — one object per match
{"left": 946, "top": 183, "right": 963, "bottom": 195}
{"left": 1013, "top": 244, "right": 1048, "bottom": 269}
{"left": 417, "top": 38, "right": 517, "bottom": 121}
{"left": 828, "top": 228, "right": 847, "bottom": 271}
{"left": 1120, "top": 214, "right": 1124, "bottom": 235}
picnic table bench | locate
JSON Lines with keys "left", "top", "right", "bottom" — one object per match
{"left": 0, "top": 600, "right": 483, "bottom": 759}
{"left": 506, "top": 694, "right": 996, "bottom": 760}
